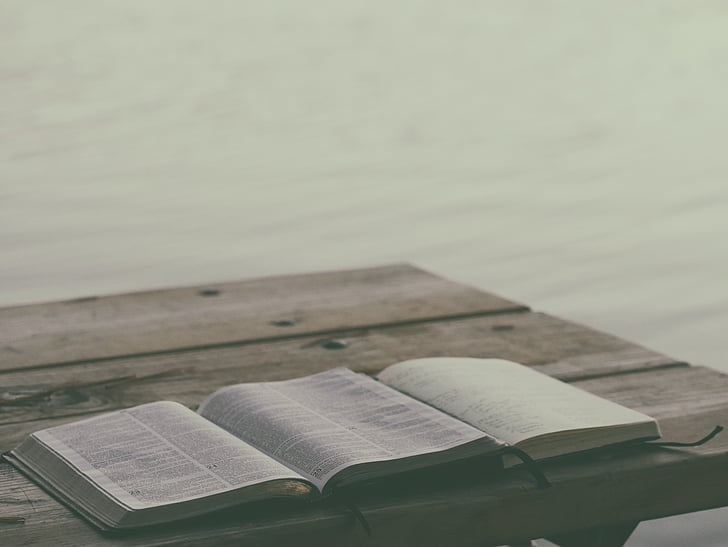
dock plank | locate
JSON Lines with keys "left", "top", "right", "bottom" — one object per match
{"left": 0, "top": 264, "right": 527, "bottom": 372}
{"left": 1, "top": 363, "right": 723, "bottom": 455}
{"left": 575, "top": 365, "right": 728, "bottom": 421}
{"left": 0, "top": 312, "right": 683, "bottom": 451}
{"left": 1, "top": 372, "right": 726, "bottom": 547}
{"left": 1, "top": 265, "right": 725, "bottom": 546}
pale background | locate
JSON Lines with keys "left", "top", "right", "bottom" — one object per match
{"left": 2, "top": 2, "right": 727, "bottom": 544}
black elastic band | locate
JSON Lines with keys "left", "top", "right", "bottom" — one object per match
{"left": 331, "top": 492, "right": 371, "bottom": 537}
{"left": 505, "top": 447, "right": 551, "bottom": 489}
{"left": 648, "top": 425, "right": 723, "bottom": 448}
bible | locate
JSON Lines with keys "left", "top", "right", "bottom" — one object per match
{"left": 4, "top": 357, "right": 660, "bottom": 530}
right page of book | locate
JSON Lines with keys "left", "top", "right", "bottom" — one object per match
{"left": 378, "top": 357, "right": 659, "bottom": 448}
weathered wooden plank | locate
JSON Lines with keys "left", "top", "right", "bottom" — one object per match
{"left": 0, "top": 312, "right": 684, "bottom": 450}
{"left": 2, "top": 266, "right": 723, "bottom": 546}
{"left": 0, "top": 264, "right": 527, "bottom": 372}
{"left": 574, "top": 365, "right": 728, "bottom": 422}
{"left": 1, "top": 398, "right": 726, "bottom": 547}
{"left": 1, "top": 363, "right": 722, "bottom": 458}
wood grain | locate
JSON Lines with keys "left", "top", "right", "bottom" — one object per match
{"left": 1, "top": 393, "right": 726, "bottom": 546}
{"left": 1, "top": 265, "right": 726, "bottom": 546}
{"left": 0, "top": 311, "right": 683, "bottom": 451}
{"left": 0, "top": 264, "right": 527, "bottom": 372}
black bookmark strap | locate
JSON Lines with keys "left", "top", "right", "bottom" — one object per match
{"left": 648, "top": 425, "right": 723, "bottom": 448}
{"left": 504, "top": 447, "right": 551, "bottom": 489}
{"left": 330, "top": 492, "right": 371, "bottom": 537}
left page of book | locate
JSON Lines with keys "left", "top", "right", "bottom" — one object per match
{"left": 198, "top": 368, "right": 501, "bottom": 491}
{"left": 26, "top": 401, "right": 310, "bottom": 510}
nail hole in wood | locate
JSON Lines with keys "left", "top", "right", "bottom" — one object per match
{"left": 198, "top": 289, "right": 220, "bottom": 297}
{"left": 321, "top": 339, "right": 348, "bottom": 350}
{"left": 271, "top": 319, "right": 298, "bottom": 327}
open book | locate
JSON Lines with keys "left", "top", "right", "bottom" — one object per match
{"left": 5, "top": 358, "right": 660, "bottom": 530}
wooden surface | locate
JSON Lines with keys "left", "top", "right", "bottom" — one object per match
{"left": 1, "top": 264, "right": 727, "bottom": 546}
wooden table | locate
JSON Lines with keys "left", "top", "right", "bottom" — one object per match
{"left": 1, "top": 264, "right": 727, "bottom": 546}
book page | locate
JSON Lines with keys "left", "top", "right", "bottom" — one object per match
{"left": 378, "top": 357, "right": 656, "bottom": 446}
{"left": 34, "top": 401, "right": 307, "bottom": 509}
{"left": 198, "top": 368, "right": 494, "bottom": 489}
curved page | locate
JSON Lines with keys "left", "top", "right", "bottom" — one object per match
{"left": 34, "top": 401, "right": 306, "bottom": 509}
{"left": 378, "top": 357, "right": 658, "bottom": 447}
{"left": 198, "top": 368, "right": 495, "bottom": 489}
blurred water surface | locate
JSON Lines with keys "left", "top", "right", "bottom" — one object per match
{"left": 2, "top": 2, "right": 728, "bottom": 544}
